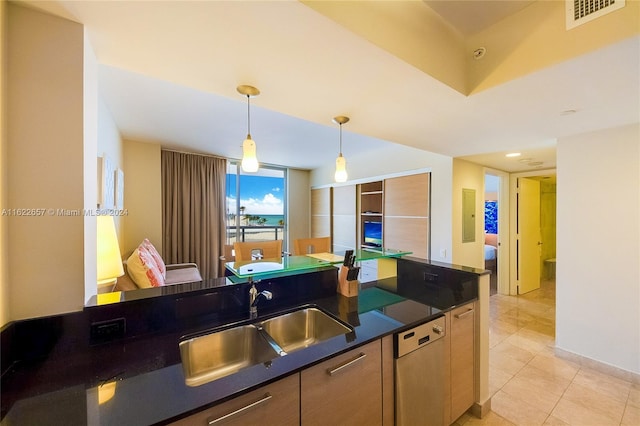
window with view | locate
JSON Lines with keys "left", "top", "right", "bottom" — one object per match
{"left": 225, "top": 163, "right": 286, "bottom": 246}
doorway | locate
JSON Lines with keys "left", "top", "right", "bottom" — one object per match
{"left": 484, "top": 170, "right": 509, "bottom": 295}
{"left": 509, "top": 171, "right": 557, "bottom": 295}
{"left": 517, "top": 177, "right": 542, "bottom": 294}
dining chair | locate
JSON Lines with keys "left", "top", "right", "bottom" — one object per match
{"left": 233, "top": 240, "right": 283, "bottom": 261}
{"left": 293, "top": 237, "right": 331, "bottom": 255}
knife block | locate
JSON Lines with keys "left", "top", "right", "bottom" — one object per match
{"left": 338, "top": 294, "right": 360, "bottom": 326}
{"left": 338, "top": 265, "right": 359, "bottom": 297}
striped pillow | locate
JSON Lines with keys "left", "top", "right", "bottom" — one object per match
{"left": 142, "top": 238, "right": 166, "bottom": 279}
{"left": 126, "top": 246, "right": 164, "bottom": 288}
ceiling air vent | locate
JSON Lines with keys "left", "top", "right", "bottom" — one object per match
{"left": 566, "top": 0, "right": 626, "bottom": 30}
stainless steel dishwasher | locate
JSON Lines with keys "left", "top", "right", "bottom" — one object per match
{"left": 395, "top": 315, "right": 446, "bottom": 426}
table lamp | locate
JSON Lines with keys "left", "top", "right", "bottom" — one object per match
{"left": 97, "top": 215, "right": 124, "bottom": 289}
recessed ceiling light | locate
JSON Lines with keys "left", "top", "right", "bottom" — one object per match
{"left": 506, "top": 152, "right": 521, "bottom": 158}
{"left": 560, "top": 109, "right": 577, "bottom": 116}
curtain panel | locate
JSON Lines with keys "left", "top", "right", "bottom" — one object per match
{"left": 161, "top": 151, "right": 226, "bottom": 280}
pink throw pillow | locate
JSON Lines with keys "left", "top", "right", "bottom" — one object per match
{"left": 126, "top": 246, "right": 164, "bottom": 288}
{"left": 142, "top": 238, "right": 166, "bottom": 278}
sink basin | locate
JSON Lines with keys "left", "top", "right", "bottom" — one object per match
{"left": 179, "top": 325, "right": 279, "bottom": 387}
{"left": 259, "top": 307, "right": 352, "bottom": 353}
{"left": 179, "top": 306, "right": 353, "bottom": 386}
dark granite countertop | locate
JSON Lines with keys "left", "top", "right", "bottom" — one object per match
{"left": 1, "top": 259, "right": 483, "bottom": 425}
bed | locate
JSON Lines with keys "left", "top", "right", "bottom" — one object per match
{"left": 485, "top": 233, "right": 498, "bottom": 294}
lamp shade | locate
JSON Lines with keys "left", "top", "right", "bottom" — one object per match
{"left": 241, "top": 137, "right": 259, "bottom": 172}
{"left": 334, "top": 154, "right": 348, "bottom": 183}
{"left": 98, "top": 381, "right": 117, "bottom": 404}
{"left": 97, "top": 215, "right": 124, "bottom": 285}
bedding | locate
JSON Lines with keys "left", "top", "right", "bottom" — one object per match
{"left": 484, "top": 233, "right": 498, "bottom": 294}
{"left": 484, "top": 244, "right": 497, "bottom": 260}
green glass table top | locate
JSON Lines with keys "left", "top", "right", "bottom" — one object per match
{"left": 226, "top": 255, "right": 332, "bottom": 278}
{"left": 353, "top": 247, "right": 411, "bottom": 261}
{"left": 225, "top": 247, "right": 412, "bottom": 279}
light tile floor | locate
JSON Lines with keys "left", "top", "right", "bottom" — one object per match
{"left": 455, "top": 279, "right": 640, "bottom": 426}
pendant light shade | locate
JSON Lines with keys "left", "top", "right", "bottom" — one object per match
{"left": 334, "top": 154, "right": 347, "bottom": 183}
{"left": 237, "top": 85, "right": 260, "bottom": 173}
{"left": 241, "top": 137, "right": 258, "bottom": 172}
{"left": 333, "top": 116, "right": 349, "bottom": 183}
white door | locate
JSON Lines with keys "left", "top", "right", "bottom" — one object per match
{"left": 518, "top": 178, "right": 541, "bottom": 294}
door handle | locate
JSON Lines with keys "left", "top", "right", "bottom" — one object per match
{"left": 208, "top": 393, "right": 272, "bottom": 424}
{"left": 326, "top": 352, "right": 367, "bottom": 376}
{"left": 454, "top": 309, "right": 474, "bottom": 319}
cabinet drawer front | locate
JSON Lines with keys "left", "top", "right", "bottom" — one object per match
{"left": 450, "top": 302, "right": 475, "bottom": 421}
{"left": 301, "top": 340, "right": 382, "bottom": 425}
{"left": 170, "top": 374, "right": 299, "bottom": 426}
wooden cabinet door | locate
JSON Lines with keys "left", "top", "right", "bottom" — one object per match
{"left": 450, "top": 302, "right": 475, "bottom": 422}
{"left": 383, "top": 173, "right": 430, "bottom": 259}
{"left": 311, "top": 188, "right": 331, "bottom": 238}
{"left": 384, "top": 217, "right": 429, "bottom": 258}
{"left": 301, "top": 340, "right": 382, "bottom": 425}
{"left": 170, "top": 373, "right": 299, "bottom": 426}
{"left": 333, "top": 184, "right": 357, "bottom": 253}
{"left": 384, "top": 173, "right": 429, "bottom": 217}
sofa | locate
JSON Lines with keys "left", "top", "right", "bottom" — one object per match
{"left": 114, "top": 239, "right": 202, "bottom": 291}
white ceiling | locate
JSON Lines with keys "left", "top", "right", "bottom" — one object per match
{"left": 19, "top": 0, "right": 640, "bottom": 174}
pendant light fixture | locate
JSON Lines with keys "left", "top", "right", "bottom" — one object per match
{"left": 333, "top": 116, "right": 349, "bottom": 183}
{"left": 237, "top": 85, "right": 260, "bottom": 172}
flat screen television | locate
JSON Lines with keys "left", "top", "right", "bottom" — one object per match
{"left": 363, "top": 220, "right": 382, "bottom": 248}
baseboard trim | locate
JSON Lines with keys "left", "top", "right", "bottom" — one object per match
{"left": 554, "top": 347, "right": 640, "bottom": 384}
{"left": 470, "top": 397, "right": 491, "bottom": 419}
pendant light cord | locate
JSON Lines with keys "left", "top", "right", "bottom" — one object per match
{"left": 246, "top": 95, "right": 251, "bottom": 137}
{"left": 339, "top": 123, "right": 343, "bottom": 155}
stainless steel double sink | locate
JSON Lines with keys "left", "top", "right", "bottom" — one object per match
{"left": 179, "top": 306, "right": 353, "bottom": 386}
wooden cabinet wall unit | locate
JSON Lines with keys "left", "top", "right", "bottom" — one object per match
{"left": 359, "top": 181, "right": 384, "bottom": 243}
{"left": 383, "top": 173, "right": 430, "bottom": 259}
{"left": 358, "top": 181, "right": 384, "bottom": 281}
{"left": 447, "top": 301, "right": 476, "bottom": 424}
{"left": 170, "top": 373, "right": 299, "bottom": 426}
{"left": 332, "top": 184, "right": 357, "bottom": 253}
{"left": 311, "top": 188, "right": 331, "bottom": 239}
{"left": 301, "top": 340, "right": 383, "bottom": 425}
{"left": 359, "top": 180, "right": 383, "bottom": 237}
{"left": 360, "top": 181, "right": 384, "bottom": 215}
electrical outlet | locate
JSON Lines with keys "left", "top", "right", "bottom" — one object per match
{"left": 439, "top": 248, "right": 447, "bottom": 258}
{"left": 424, "top": 272, "right": 439, "bottom": 282}
{"left": 90, "top": 318, "right": 125, "bottom": 344}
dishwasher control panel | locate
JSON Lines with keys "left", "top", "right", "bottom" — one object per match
{"left": 395, "top": 315, "right": 446, "bottom": 358}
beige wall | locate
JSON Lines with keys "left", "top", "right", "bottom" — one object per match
{"left": 287, "top": 168, "right": 310, "bottom": 251}
{"left": 122, "top": 140, "right": 162, "bottom": 256}
{"left": 540, "top": 180, "right": 557, "bottom": 267}
{"left": 83, "top": 29, "right": 99, "bottom": 303}
{"left": 6, "top": 4, "right": 87, "bottom": 320}
{"left": 97, "top": 97, "right": 125, "bottom": 254}
{"left": 556, "top": 123, "right": 640, "bottom": 374}
{"left": 1, "top": 0, "right": 9, "bottom": 325}
{"left": 452, "top": 159, "right": 485, "bottom": 269}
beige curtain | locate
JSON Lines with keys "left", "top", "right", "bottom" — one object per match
{"left": 161, "top": 151, "right": 226, "bottom": 280}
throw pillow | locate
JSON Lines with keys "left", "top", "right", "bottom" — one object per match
{"left": 126, "top": 246, "right": 164, "bottom": 288}
{"left": 142, "top": 238, "right": 166, "bottom": 278}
